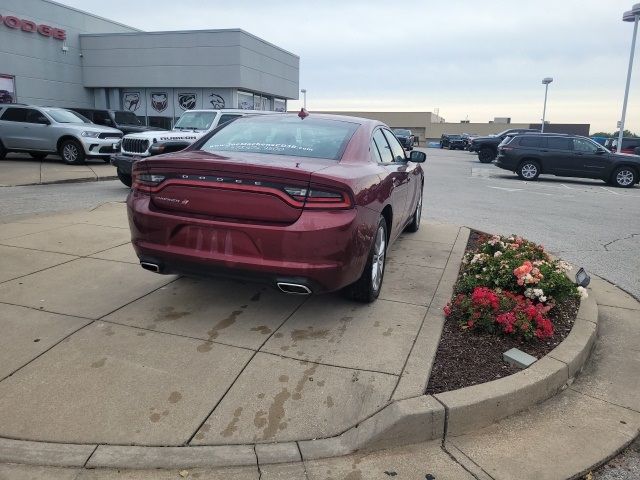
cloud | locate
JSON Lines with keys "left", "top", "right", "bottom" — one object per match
{"left": 57, "top": 0, "right": 639, "bottom": 132}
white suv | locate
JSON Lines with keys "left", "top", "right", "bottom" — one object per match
{"left": 0, "top": 105, "right": 123, "bottom": 164}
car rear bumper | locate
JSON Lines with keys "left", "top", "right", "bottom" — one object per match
{"left": 126, "top": 193, "right": 373, "bottom": 293}
{"left": 495, "top": 155, "right": 517, "bottom": 171}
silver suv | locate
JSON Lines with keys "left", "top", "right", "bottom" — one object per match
{"left": 0, "top": 105, "right": 123, "bottom": 164}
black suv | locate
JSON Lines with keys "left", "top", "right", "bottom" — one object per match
{"left": 495, "top": 133, "right": 639, "bottom": 188}
{"left": 393, "top": 129, "right": 414, "bottom": 150}
{"left": 66, "top": 108, "right": 164, "bottom": 135}
{"left": 440, "top": 134, "right": 465, "bottom": 150}
{"left": 469, "top": 128, "right": 540, "bottom": 163}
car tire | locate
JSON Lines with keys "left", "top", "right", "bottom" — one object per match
{"left": 517, "top": 160, "right": 541, "bottom": 181}
{"left": 405, "top": 186, "right": 422, "bottom": 233}
{"left": 478, "top": 147, "right": 496, "bottom": 163}
{"left": 29, "top": 152, "right": 48, "bottom": 160}
{"left": 0, "top": 141, "right": 6, "bottom": 160}
{"left": 59, "top": 139, "right": 85, "bottom": 165}
{"left": 610, "top": 166, "right": 637, "bottom": 188}
{"left": 117, "top": 169, "right": 132, "bottom": 188}
{"left": 345, "top": 216, "right": 388, "bottom": 303}
{"left": 439, "top": 143, "right": 444, "bottom": 149}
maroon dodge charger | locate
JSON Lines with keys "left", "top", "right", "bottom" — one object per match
{"left": 127, "top": 112, "right": 426, "bottom": 302}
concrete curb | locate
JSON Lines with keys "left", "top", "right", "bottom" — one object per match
{"left": 0, "top": 248, "right": 605, "bottom": 469}
{"left": 6, "top": 175, "right": 119, "bottom": 187}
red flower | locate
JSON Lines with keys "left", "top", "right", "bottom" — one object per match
{"left": 443, "top": 304, "right": 452, "bottom": 317}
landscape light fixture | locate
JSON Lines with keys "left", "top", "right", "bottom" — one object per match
{"left": 300, "top": 88, "right": 307, "bottom": 109}
{"left": 617, "top": 4, "right": 640, "bottom": 153}
{"left": 575, "top": 267, "right": 591, "bottom": 288}
{"left": 541, "top": 77, "right": 553, "bottom": 133}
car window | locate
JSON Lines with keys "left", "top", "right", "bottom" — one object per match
{"left": 175, "top": 111, "right": 217, "bottom": 130}
{"left": 370, "top": 138, "right": 383, "bottom": 163}
{"left": 518, "top": 136, "right": 542, "bottom": 147}
{"left": 93, "top": 111, "right": 110, "bottom": 125}
{"left": 0, "top": 107, "right": 29, "bottom": 122}
{"left": 545, "top": 137, "right": 571, "bottom": 151}
{"left": 622, "top": 138, "right": 640, "bottom": 148}
{"left": 43, "top": 108, "right": 88, "bottom": 124}
{"left": 382, "top": 129, "right": 406, "bottom": 162}
{"left": 72, "top": 109, "right": 92, "bottom": 120}
{"left": 218, "top": 114, "right": 242, "bottom": 126}
{"left": 25, "top": 109, "right": 47, "bottom": 124}
{"left": 572, "top": 138, "right": 598, "bottom": 153}
{"left": 373, "top": 129, "right": 394, "bottom": 163}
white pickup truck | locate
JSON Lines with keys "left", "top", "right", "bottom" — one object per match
{"left": 111, "top": 109, "right": 272, "bottom": 186}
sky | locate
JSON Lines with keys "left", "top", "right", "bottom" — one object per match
{"left": 56, "top": 0, "right": 639, "bottom": 133}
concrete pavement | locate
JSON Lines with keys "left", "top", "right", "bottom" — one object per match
{"left": 0, "top": 153, "right": 117, "bottom": 186}
{"left": 0, "top": 202, "right": 464, "bottom": 449}
{"left": 1, "top": 202, "right": 639, "bottom": 478}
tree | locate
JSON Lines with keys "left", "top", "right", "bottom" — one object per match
{"left": 590, "top": 130, "right": 638, "bottom": 138}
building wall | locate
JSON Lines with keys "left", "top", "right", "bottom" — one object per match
{"left": 80, "top": 29, "right": 299, "bottom": 99}
{"left": 314, "top": 111, "right": 434, "bottom": 141}
{"left": 0, "top": 0, "right": 137, "bottom": 107}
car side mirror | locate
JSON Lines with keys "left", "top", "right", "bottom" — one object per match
{"left": 104, "top": 118, "right": 113, "bottom": 125}
{"left": 595, "top": 148, "right": 606, "bottom": 154}
{"left": 409, "top": 150, "right": 426, "bottom": 163}
{"left": 37, "top": 116, "right": 50, "bottom": 125}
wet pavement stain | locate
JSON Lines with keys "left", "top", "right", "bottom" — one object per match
{"left": 197, "top": 309, "right": 244, "bottom": 351}
{"left": 221, "top": 407, "right": 243, "bottom": 438}
{"left": 136, "top": 331, "right": 146, "bottom": 336}
{"left": 261, "top": 387, "right": 291, "bottom": 440}
{"left": 194, "top": 423, "right": 210, "bottom": 440}
{"left": 279, "top": 374, "right": 289, "bottom": 383}
{"left": 291, "top": 327, "right": 329, "bottom": 342}
{"left": 155, "top": 306, "right": 190, "bottom": 322}
{"left": 250, "top": 291, "right": 261, "bottom": 302}
{"left": 250, "top": 325, "right": 272, "bottom": 335}
{"left": 374, "top": 321, "right": 381, "bottom": 327}
{"left": 329, "top": 316, "right": 352, "bottom": 344}
{"left": 383, "top": 327, "right": 393, "bottom": 336}
{"left": 254, "top": 409, "right": 267, "bottom": 428}
{"left": 296, "top": 350, "right": 305, "bottom": 356}
{"left": 103, "top": 325, "right": 115, "bottom": 336}
{"left": 281, "top": 346, "right": 290, "bottom": 351}
{"left": 325, "top": 396, "right": 334, "bottom": 407}
{"left": 168, "top": 391, "right": 182, "bottom": 403}
{"left": 257, "top": 393, "right": 265, "bottom": 399}
{"left": 149, "top": 413, "right": 162, "bottom": 423}
{"left": 90, "top": 357, "right": 107, "bottom": 368}
{"left": 292, "top": 362, "right": 319, "bottom": 400}
{"left": 274, "top": 332, "right": 284, "bottom": 339}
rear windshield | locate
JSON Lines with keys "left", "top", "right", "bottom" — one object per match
{"left": 199, "top": 116, "right": 359, "bottom": 160}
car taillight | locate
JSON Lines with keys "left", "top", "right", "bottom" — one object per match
{"left": 132, "top": 172, "right": 165, "bottom": 192}
{"left": 283, "top": 186, "right": 352, "bottom": 209}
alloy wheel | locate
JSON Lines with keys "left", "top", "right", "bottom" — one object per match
{"left": 371, "top": 225, "right": 386, "bottom": 292}
{"left": 521, "top": 163, "right": 538, "bottom": 179}
{"left": 616, "top": 169, "right": 634, "bottom": 187}
{"left": 63, "top": 144, "right": 78, "bottom": 163}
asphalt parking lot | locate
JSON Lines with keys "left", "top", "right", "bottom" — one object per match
{"left": 422, "top": 147, "right": 640, "bottom": 300}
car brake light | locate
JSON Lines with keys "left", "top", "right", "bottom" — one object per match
{"left": 132, "top": 172, "right": 166, "bottom": 193}
{"left": 283, "top": 186, "right": 352, "bottom": 209}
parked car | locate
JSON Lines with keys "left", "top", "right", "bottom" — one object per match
{"left": 0, "top": 105, "right": 123, "bottom": 163}
{"left": 392, "top": 128, "right": 414, "bottom": 150}
{"left": 461, "top": 133, "right": 479, "bottom": 150}
{"left": 112, "top": 109, "right": 272, "bottom": 187}
{"left": 604, "top": 137, "right": 640, "bottom": 155}
{"left": 469, "top": 128, "right": 540, "bottom": 163}
{"left": 127, "top": 113, "right": 426, "bottom": 302}
{"left": 0, "top": 90, "right": 13, "bottom": 104}
{"left": 440, "top": 134, "right": 465, "bottom": 150}
{"left": 495, "top": 133, "right": 639, "bottom": 188}
{"left": 67, "top": 108, "right": 164, "bottom": 136}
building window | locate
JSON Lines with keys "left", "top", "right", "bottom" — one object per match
{"left": 238, "top": 91, "right": 254, "bottom": 110}
{"left": 0, "top": 74, "right": 16, "bottom": 104}
{"left": 274, "top": 98, "right": 286, "bottom": 112}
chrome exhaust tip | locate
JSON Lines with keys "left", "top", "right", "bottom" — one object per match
{"left": 140, "top": 261, "right": 161, "bottom": 273}
{"left": 277, "top": 282, "right": 312, "bottom": 295}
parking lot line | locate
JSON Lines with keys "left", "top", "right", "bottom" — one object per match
{"left": 600, "top": 186, "right": 621, "bottom": 196}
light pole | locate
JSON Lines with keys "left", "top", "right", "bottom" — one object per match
{"left": 300, "top": 89, "right": 307, "bottom": 110}
{"left": 541, "top": 77, "right": 553, "bottom": 133}
{"left": 617, "top": 4, "right": 640, "bottom": 153}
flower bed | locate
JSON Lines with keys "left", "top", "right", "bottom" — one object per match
{"left": 426, "top": 231, "right": 581, "bottom": 394}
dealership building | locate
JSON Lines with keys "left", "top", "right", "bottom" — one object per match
{"left": 0, "top": 0, "right": 299, "bottom": 129}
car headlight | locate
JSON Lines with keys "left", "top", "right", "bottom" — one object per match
{"left": 81, "top": 131, "right": 101, "bottom": 138}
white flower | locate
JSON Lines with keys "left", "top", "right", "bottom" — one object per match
{"left": 533, "top": 288, "right": 544, "bottom": 297}
{"left": 577, "top": 286, "right": 588, "bottom": 299}
{"left": 494, "top": 251, "right": 502, "bottom": 258}
{"left": 539, "top": 296, "right": 547, "bottom": 302}
{"left": 524, "top": 288, "right": 534, "bottom": 299}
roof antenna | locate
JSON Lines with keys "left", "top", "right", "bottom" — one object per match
{"left": 298, "top": 108, "right": 309, "bottom": 119}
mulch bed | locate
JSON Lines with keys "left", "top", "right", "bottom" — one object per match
{"left": 425, "top": 230, "right": 579, "bottom": 395}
